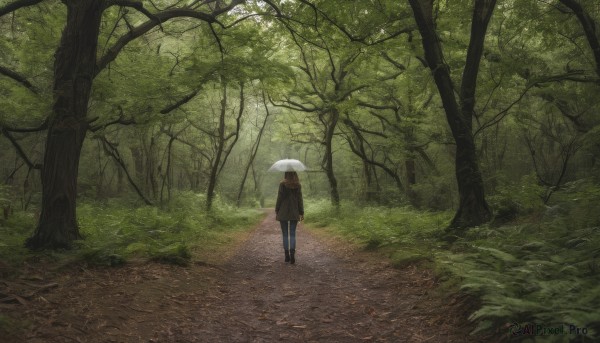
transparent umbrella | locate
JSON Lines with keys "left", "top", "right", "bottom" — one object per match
{"left": 268, "top": 159, "right": 308, "bottom": 172}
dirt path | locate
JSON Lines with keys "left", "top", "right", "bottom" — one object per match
{"left": 2, "top": 211, "right": 481, "bottom": 342}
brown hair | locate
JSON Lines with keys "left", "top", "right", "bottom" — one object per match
{"left": 281, "top": 171, "right": 301, "bottom": 189}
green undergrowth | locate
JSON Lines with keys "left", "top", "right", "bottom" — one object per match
{"left": 0, "top": 192, "right": 263, "bottom": 273}
{"left": 0, "top": 211, "right": 37, "bottom": 275}
{"left": 441, "top": 180, "right": 600, "bottom": 341}
{"left": 306, "top": 182, "right": 600, "bottom": 341}
{"left": 440, "top": 222, "right": 600, "bottom": 341}
{"left": 305, "top": 199, "right": 452, "bottom": 267}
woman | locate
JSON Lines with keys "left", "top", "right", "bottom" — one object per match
{"left": 275, "top": 171, "right": 304, "bottom": 264}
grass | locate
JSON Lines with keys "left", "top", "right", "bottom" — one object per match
{"left": 305, "top": 199, "right": 451, "bottom": 267}
{"left": 0, "top": 192, "right": 264, "bottom": 274}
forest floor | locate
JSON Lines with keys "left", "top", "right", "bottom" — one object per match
{"left": 1, "top": 210, "right": 488, "bottom": 342}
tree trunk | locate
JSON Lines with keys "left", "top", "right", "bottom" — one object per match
{"left": 160, "top": 135, "right": 176, "bottom": 205}
{"left": 206, "top": 83, "right": 228, "bottom": 210}
{"left": 146, "top": 136, "right": 159, "bottom": 200}
{"left": 250, "top": 162, "right": 264, "bottom": 207}
{"left": 408, "top": 0, "right": 493, "bottom": 229}
{"left": 323, "top": 109, "right": 340, "bottom": 207}
{"left": 558, "top": 0, "right": 600, "bottom": 79}
{"left": 405, "top": 160, "right": 416, "bottom": 185}
{"left": 362, "top": 160, "right": 374, "bottom": 202}
{"left": 116, "top": 160, "right": 124, "bottom": 193}
{"left": 130, "top": 145, "right": 144, "bottom": 186}
{"left": 26, "top": 0, "right": 104, "bottom": 249}
{"left": 236, "top": 92, "right": 270, "bottom": 207}
{"left": 405, "top": 159, "right": 419, "bottom": 205}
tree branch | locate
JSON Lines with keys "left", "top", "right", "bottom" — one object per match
{"left": 475, "top": 71, "right": 595, "bottom": 136}
{"left": 342, "top": 118, "right": 387, "bottom": 138}
{"left": 0, "top": 128, "right": 42, "bottom": 170}
{"left": 109, "top": 0, "right": 159, "bottom": 21}
{"left": 160, "top": 89, "right": 201, "bottom": 114}
{"left": 88, "top": 117, "right": 136, "bottom": 132}
{"left": 558, "top": 0, "right": 600, "bottom": 79}
{"left": 98, "top": 135, "right": 153, "bottom": 205}
{"left": 1, "top": 121, "right": 48, "bottom": 133}
{"left": 96, "top": 0, "right": 244, "bottom": 75}
{"left": 0, "top": 0, "right": 44, "bottom": 17}
{"left": 270, "top": 96, "right": 320, "bottom": 113}
{"left": 162, "top": 128, "right": 212, "bottom": 161}
{"left": 380, "top": 52, "right": 406, "bottom": 70}
{"left": 0, "top": 65, "right": 38, "bottom": 94}
{"left": 218, "top": 81, "right": 245, "bottom": 176}
{"left": 297, "top": 0, "right": 413, "bottom": 46}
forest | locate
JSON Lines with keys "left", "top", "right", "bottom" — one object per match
{"left": 1, "top": 0, "right": 599, "bottom": 341}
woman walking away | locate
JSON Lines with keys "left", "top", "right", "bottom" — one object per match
{"left": 275, "top": 171, "right": 304, "bottom": 264}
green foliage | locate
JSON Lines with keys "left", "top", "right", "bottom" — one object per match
{"left": 437, "top": 182, "right": 600, "bottom": 340}
{"left": 488, "top": 174, "right": 546, "bottom": 224}
{"left": 308, "top": 180, "right": 600, "bottom": 340}
{"left": 0, "top": 193, "right": 263, "bottom": 271}
{"left": 552, "top": 179, "right": 600, "bottom": 230}
{"left": 0, "top": 211, "right": 37, "bottom": 275}
{"left": 72, "top": 192, "right": 262, "bottom": 266}
{"left": 0, "top": 185, "right": 11, "bottom": 208}
{"left": 149, "top": 243, "right": 191, "bottom": 266}
{"left": 306, "top": 199, "right": 451, "bottom": 266}
{"left": 439, "top": 222, "right": 600, "bottom": 340}
{"left": 411, "top": 174, "right": 457, "bottom": 210}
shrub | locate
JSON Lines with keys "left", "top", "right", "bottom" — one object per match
{"left": 306, "top": 200, "right": 451, "bottom": 265}
{"left": 488, "top": 174, "right": 546, "bottom": 224}
{"left": 0, "top": 192, "right": 263, "bottom": 271}
{"left": 307, "top": 194, "right": 600, "bottom": 341}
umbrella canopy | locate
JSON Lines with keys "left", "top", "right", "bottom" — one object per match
{"left": 268, "top": 159, "right": 307, "bottom": 172}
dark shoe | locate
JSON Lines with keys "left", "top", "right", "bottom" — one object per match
{"left": 290, "top": 249, "right": 295, "bottom": 264}
{"left": 284, "top": 250, "right": 290, "bottom": 263}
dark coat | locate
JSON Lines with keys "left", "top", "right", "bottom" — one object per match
{"left": 275, "top": 183, "right": 304, "bottom": 221}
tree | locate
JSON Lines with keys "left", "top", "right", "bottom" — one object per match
{"left": 268, "top": 0, "right": 412, "bottom": 207}
{"left": 557, "top": 0, "right": 600, "bottom": 80}
{"left": 408, "top": 0, "right": 495, "bottom": 229}
{"left": 0, "top": 0, "right": 244, "bottom": 249}
{"left": 236, "top": 91, "right": 271, "bottom": 207}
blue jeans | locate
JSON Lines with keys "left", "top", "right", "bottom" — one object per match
{"left": 280, "top": 220, "right": 297, "bottom": 250}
